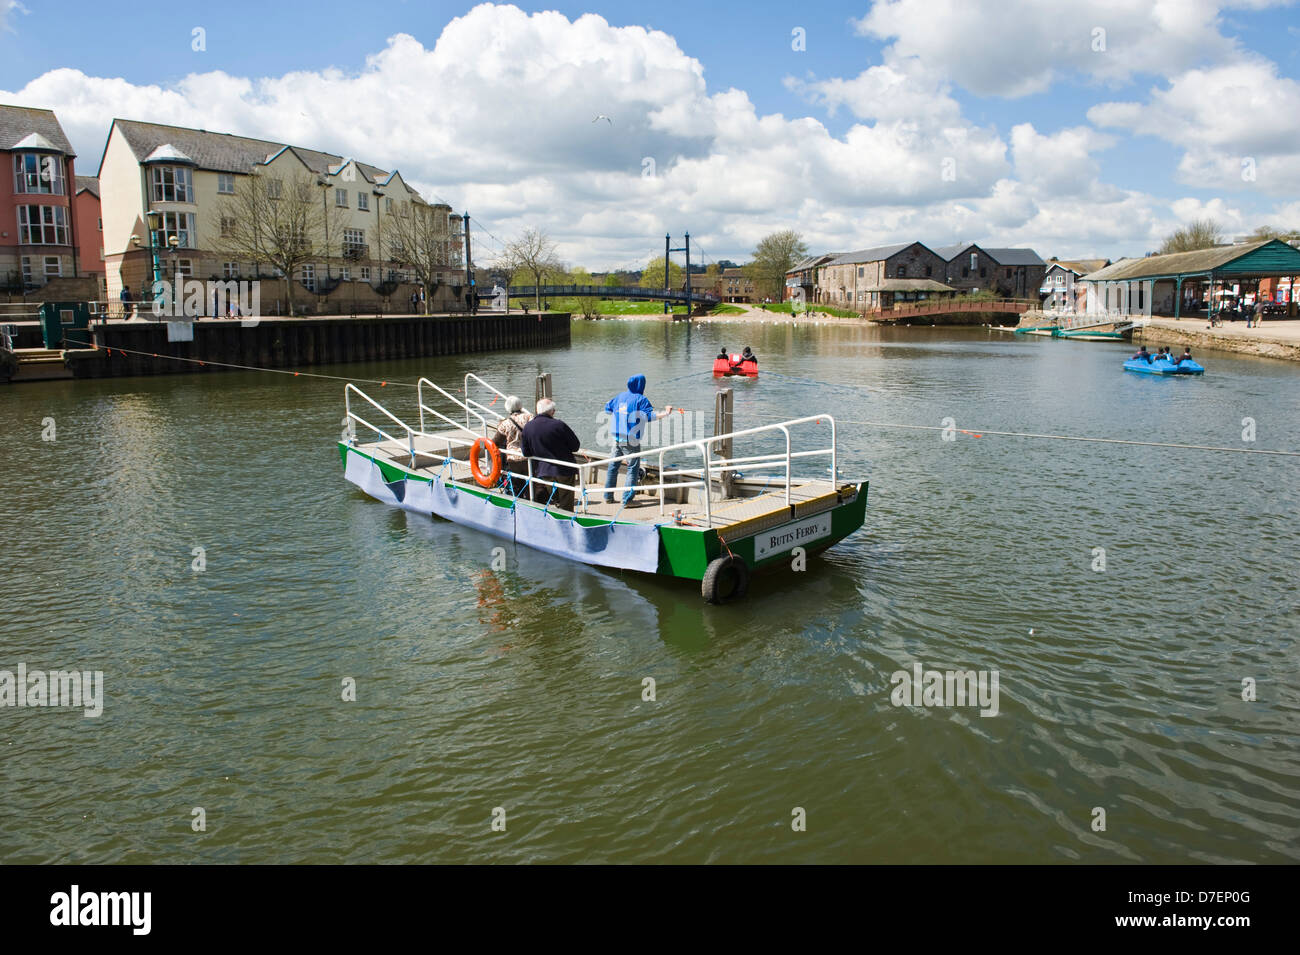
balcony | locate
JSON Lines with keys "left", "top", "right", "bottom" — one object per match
{"left": 342, "top": 243, "right": 369, "bottom": 260}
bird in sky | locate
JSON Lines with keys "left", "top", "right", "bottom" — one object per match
{"left": 592, "top": 114, "right": 613, "bottom": 125}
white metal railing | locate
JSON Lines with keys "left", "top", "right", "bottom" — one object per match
{"left": 418, "top": 377, "right": 489, "bottom": 438}
{"left": 463, "top": 373, "right": 508, "bottom": 429}
{"left": 342, "top": 380, "right": 839, "bottom": 526}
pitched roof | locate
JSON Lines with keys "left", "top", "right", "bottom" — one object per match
{"left": 860, "top": 278, "right": 956, "bottom": 292}
{"left": 931, "top": 243, "right": 976, "bottom": 260}
{"left": 827, "top": 243, "right": 916, "bottom": 265}
{"left": 109, "top": 119, "right": 410, "bottom": 193}
{"left": 983, "top": 247, "right": 1045, "bottom": 266}
{"left": 1081, "top": 240, "right": 1300, "bottom": 281}
{"left": 1052, "top": 258, "right": 1109, "bottom": 274}
{"left": 0, "top": 104, "right": 76, "bottom": 155}
{"left": 75, "top": 175, "right": 99, "bottom": 197}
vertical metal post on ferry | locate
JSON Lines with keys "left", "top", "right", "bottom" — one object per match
{"left": 684, "top": 232, "right": 691, "bottom": 320}
{"left": 535, "top": 372, "right": 551, "bottom": 410}
{"left": 714, "top": 388, "right": 733, "bottom": 497}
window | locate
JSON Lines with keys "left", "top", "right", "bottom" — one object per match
{"left": 301, "top": 263, "right": 316, "bottom": 292}
{"left": 17, "top": 205, "right": 70, "bottom": 244}
{"left": 979, "top": 267, "right": 987, "bottom": 278}
{"left": 357, "top": 192, "right": 369, "bottom": 211}
{"left": 267, "top": 178, "right": 283, "bottom": 200}
{"left": 969, "top": 253, "right": 978, "bottom": 271}
{"left": 385, "top": 197, "right": 393, "bottom": 213}
{"left": 13, "top": 153, "right": 64, "bottom": 194}
{"left": 341, "top": 267, "right": 351, "bottom": 282}
{"left": 962, "top": 267, "right": 969, "bottom": 277}
{"left": 149, "top": 165, "right": 193, "bottom": 202}
{"left": 44, "top": 255, "right": 62, "bottom": 279}
{"left": 343, "top": 228, "right": 365, "bottom": 252}
{"left": 360, "top": 266, "right": 371, "bottom": 281}
{"left": 896, "top": 266, "right": 907, "bottom": 278}
{"left": 925, "top": 265, "right": 932, "bottom": 277}
{"left": 220, "top": 216, "right": 235, "bottom": 237}
{"left": 21, "top": 256, "right": 33, "bottom": 286}
{"left": 857, "top": 267, "right": 864, "bottom": 278}
{"left": 335, "top": 188, "right": 348, "bottom": 207}
{"left": 1138, "top": 284, "right": 1144, "bottom": 310}
{"left": 217, "top": 173, "right": 235, "bottom": 194}
{"left": 152, "top": 212, "right": 194, "bottom": 249}
{"left": 98, "top": 217, "right": 103, "bottom": 231}
{"left": 175, "top": 259, "right": 193, "bottom": 278}
{"left": 1005, "top": 268, "right": 1012, "bottom": 278}
{"left": 223, "top": 262, "right": 239, "bottom": 279}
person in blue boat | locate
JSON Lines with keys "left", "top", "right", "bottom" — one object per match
{"left": 1174, "top": 347, "right": 1193, "bottom": 365}
{"left": 603, "top": 374, "right": 672, "bottom": 505}
{"left": 1132, "top": 345, "right": 1152, "bottom": 362}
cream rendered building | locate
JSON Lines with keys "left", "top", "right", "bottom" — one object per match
{"left": 97, "top": 119, "right": 464, "bottom": 314}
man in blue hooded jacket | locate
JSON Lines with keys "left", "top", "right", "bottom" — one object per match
{"left": 603, "top": 374, "right": 671, "bottom": 505}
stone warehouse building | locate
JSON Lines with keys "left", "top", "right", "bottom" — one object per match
{"left": 817, "top": 242, "right": 954, "bottom": 309}
{"left": 933, "top": 244, "right": 1047, "bottom": 298}
{"left": 98, "top": 120, "right": 464, "bottom": 315}
{"left": 0, "top": 105, "right": 101, "bottom": 300}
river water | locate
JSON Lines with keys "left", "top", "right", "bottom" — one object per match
{"left": 1, "top": 320, "right": 1297, "bottom": 863}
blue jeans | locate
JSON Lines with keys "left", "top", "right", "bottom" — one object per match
{"left": 604, "top": 442, "right": 642, "bottom": 504}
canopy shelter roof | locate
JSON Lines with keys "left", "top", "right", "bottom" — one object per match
{"left": 861, "top": 278, "right": 957, "bottom": 292}
{"left": 1082, "top": 240, "right": 1300, "bottom": 282}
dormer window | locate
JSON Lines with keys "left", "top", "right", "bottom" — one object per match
{"left": 14, "top": 153, "right": 64, "bottom": 195}
{"left": 150, "top": 165, "right": 193, "bottom": 203}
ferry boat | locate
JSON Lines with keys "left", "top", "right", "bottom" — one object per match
{"left": 339, "top": 373, "right": 867, "bottom": 603}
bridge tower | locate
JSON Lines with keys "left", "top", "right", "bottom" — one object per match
{"left": 664, "top": 233, "right": 692, "bottom": 316}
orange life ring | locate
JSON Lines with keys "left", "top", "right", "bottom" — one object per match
{"left": 470, "top": 437, "right": 502, "bottom": 488}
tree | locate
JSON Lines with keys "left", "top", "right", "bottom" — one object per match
{"left": 567, "top": 266, "right": 593, "bottom": 286}
{"left": 380, "top": 198, "right": 461, "bottom": 314}
{"left": 215, "top": 171, "right": 346, "bottom": 316}
{"left": 603, "top": 273, "right": 620, "bottom": 287}
{"left": 501, "top": 228, "right": 563, "bottom": 311}
{"left": 745, "top": 230, "right": 808, "bottom": 301}
{"left": 640, "top": 256, "right": 683, "bottom": 290}
{"left": 1158, "top": 218, "right": 1223, "bottom": 255}
{"left": 1248, "top": 224, "right": 1299, "bottom": 242}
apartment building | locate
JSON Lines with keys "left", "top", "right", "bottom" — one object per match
{"left": 98, "top": 119, "right": 464, "bottom": 314}
{"left": 1, "top": 105, "right": 99, "bottom": 298}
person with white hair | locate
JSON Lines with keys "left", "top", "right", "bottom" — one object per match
{"left": 491, "top": 395, "right": 532, "bottom": 456}
{"left": 492, "top": 395, "right": 534, "bottom": 494}
{"left": 520, "top": 397, "right": 580, "bottom": 510}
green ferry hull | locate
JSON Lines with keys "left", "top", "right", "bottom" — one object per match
{"left": 340, "top": 443, "right": 868, "bottom": 583}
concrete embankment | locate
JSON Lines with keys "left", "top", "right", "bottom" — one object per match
{"left": 13, "top": 312, "right": 571, "bottom": 381}
{"left": 1133, "top": 318, "right": 1300, "bottom": 362}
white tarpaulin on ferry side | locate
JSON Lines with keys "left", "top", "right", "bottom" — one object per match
{"left": 344, "top": 449, "right": 661, "bottom": 573}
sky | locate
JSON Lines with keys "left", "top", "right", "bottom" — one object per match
{"left": 3, "top": 0, "right": 1300, "bottom": 270}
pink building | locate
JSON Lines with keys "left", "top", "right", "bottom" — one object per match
{"left": 1, "top": 104, "right": 95, "bottom": 297}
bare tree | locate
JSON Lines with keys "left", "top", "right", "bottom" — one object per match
{"left": 214, "top": 171, "right": 346, "bottom": 315}
{"left": 502, "top": 228, "right": 563, "bottom": 311}
{"left": 382, "top": 198, "right": 461, "bottom": 314}
{"left": 1159, "top": 219, "right": 1224, "bottom": 255}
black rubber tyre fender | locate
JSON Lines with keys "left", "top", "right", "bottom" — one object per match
{"left": 701, "top": 554, "right": 749, "bottom": 604}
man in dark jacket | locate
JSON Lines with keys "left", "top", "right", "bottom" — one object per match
{"left": 520, "top": 397, "right": 580, "bottom": 510}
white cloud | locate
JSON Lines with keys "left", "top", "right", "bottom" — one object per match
{"left": 2, "top": 0, "right": 29, "bottom": 34}
{"left": 854, "top": 0, "right": 1287, "bottom": 97}
{"left": 1090, "top": 58, "right": 1300, "bottom": 192}
{"left": 0, "top": 2, "right": 1291, "bottom": 264}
